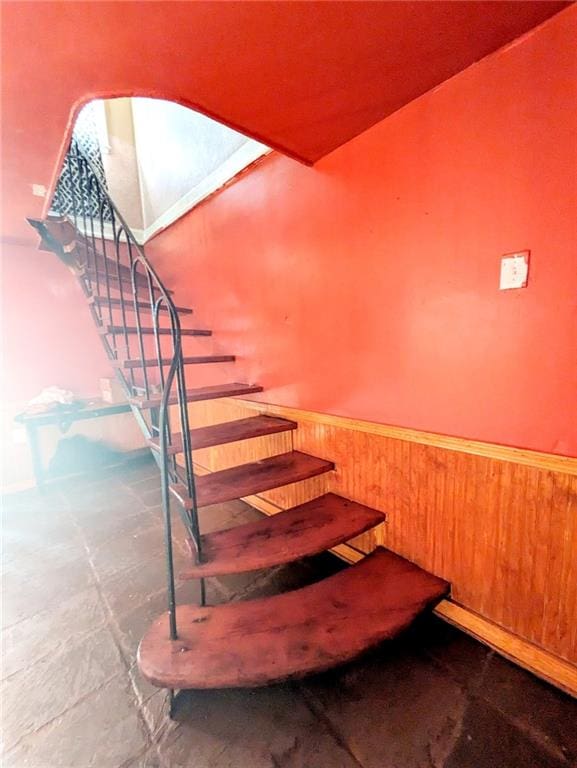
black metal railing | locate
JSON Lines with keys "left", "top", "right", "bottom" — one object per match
{"left": 43, "top": 140, "right": 204, "bottom": 639}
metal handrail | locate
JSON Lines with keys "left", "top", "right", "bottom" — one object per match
{"left": 47, "top": 139, "right": 203, "bottom": 640}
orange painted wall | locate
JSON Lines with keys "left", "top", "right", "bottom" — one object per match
{"left": 149, "top": 8, "right": 577, "bottom": 457}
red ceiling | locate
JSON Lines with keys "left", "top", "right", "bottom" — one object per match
{"left": 1, "top": 1, "right": 571, "bottom": 241}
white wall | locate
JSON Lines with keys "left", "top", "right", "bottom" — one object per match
{"left": 102, "top": 98, "right": 145, "bottom": 231}
{"left": 131, "top": 98, "right": 267, "bottom": 237}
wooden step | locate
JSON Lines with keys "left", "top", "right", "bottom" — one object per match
{"left": 100, "top": 325, "right": 211, "bottom": 337}
{"left": 138, "top": 546, "right": 450, "bottom": 689}
{"left": 75, "top": 233, "right": 136, "bottom": 275}
{"left": 83, "top": 254, "right": 135, "bottom": 281}
{"left": 88, "top": 296, "right": 193, "bottom": 315}
{"left": 83, "top": 270, "right": 174, "bottom": 295}
{"left": 181, "top": 493, "right": 383, "bottom": 578}
{"left": 83, "top": 268, "right": 152, "bottom": 289}
{"left": 130, "top": 382, "right": 263, "bottom": 410}
{"left": 119, "top": 354, "right": 235, "bottom": 370}
{"left": 149, "top": 414, "right": 296, "bottom": 455}
{"left": 170, "top": 451, "right": 334, "bottom": 509}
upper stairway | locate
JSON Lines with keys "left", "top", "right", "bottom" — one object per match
{"left": 29, "top": 140, "right": 449, "bottom": 696}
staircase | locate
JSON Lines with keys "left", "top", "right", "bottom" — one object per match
{"left": 29, "top": 141, "right": 449, "bottom": 704}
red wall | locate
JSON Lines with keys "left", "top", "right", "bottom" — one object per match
{"left": 1, "top": 1, "right": 568, "bottom": 244}
{"left": 149, "top": 8, "right": 577, "bottom": 457}
{"left": 1, "top": 244, "right": 111, "bottom": 402}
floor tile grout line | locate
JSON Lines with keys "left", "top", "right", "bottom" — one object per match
{"left": 298, "top": 684, "right": 367, "bottom": 768}
{"left": 2, "top": 670, "right": 130, "bottom": 759}
{"left": 469, "top": 650, "right": 574, "bottom": 767}
{"left": 1, "top": 547, "right": 98, "bottom": 635}
{"left": 468, "top": 692, "right": 575, "bottom": 767}
{"left": 0, "top": 617, "right": 109, "bottom": 684}
{"left": 64, "top": 497, "right": 169, "bottom": 762}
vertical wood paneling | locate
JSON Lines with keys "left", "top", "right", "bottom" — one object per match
{"left": 184, "top": 398, "right": 577, "bottom": 665}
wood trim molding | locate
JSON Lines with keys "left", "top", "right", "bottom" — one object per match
{"left": 235, "top": 398, "right": 577, "bottom": 476}
{"left": 141, "top": 144, "right": 271, "bottom": 244}
{"left": 436, "top": 602, "right": 577, "bottom": 699}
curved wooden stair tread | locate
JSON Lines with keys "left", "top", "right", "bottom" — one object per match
{"left": 170, "top": 450, "right": 334, "bottom": 508}
{"left": 82, "top": 255, "right": 138, "bottom": 281}
{"left": 138, "top": 547, "right": 450, "bottom": 689}
{"left": 130, "top": 382, "right": 263, "bottom": 409}
{"left": 119, "top": 354, "right": 235, "bottom": 370}
{"left": 99, "top": 325, "right": 211, "bottom": 336}
{"left": 88, "top": 296, "right": 193, "bottom": 315}
{"left": 181, "top": 492, "right": 384, "bottom": 578}
{"left": 83, "top": 268, "right": 171, "bottom": 292}
{"left": 149, "top": 414, "right": 297, "bottom": 455}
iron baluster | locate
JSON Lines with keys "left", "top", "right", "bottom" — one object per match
{"left": 87, "top": 176, "right": 101, "bottom": 302}
{"left": 98, "top": 199, "right": 116, "bottom": 356}
{"left": 65, "top": 143, "right": 79, "bottom": 231}
{"left": 113, "top": 225, "right": 134, "bottom": 384}
{"left": 158, "top": 333, "right": 184, "bottom": 642}
{"left": 169, "top": 305, "right": 202, "bottom": 564}
{"left": 131, "top": 261, "right": 150, "bottom": 399}
{"left": 42, "top": 138, "right": 206, "bottom": 643}
{"left": 75, "top": 150, "right": 92, "bottom": 281}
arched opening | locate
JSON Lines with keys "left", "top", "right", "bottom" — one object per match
{"left": 53, "top": 97, "right": 269, "bottom": 244}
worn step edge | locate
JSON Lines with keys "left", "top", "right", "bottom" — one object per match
{"left": 82, "top": 271, "right": 174, "bottom": 295}
{"left": 130, "top": 382, "right": 263, "bottom": 410}
{"left": 99, "top": 325, "right": 211, "bottom": 336}
{"left": 181, "top": 492, "right": 384, "bottom": 578}
{"left": 88, "top": 296, "right": 193, "bottom": 315}
{"left": 149, "top": 414, "right": 296, "bottom": 455}
{"left": 170, "top": 450, "right": 334, "bottom": 508}
{"left": 137, "top": 546, "right": 450, "bottom": 689}
{"left": 118, "top": 354, "right": 235, "bottom": 370}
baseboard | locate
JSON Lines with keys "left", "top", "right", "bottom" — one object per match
{"left": 193, "top": 457, "right": 577, "bottom": 699}
{"left": 435, "top": 602, "right": 577, "bottom": 699}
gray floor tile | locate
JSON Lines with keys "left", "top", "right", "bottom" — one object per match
{"left": 89, "top": 525, "right": 167, "bottom": 582}
{"left": 445, "top": 698, "right": 567, "bottom": 768}
{"left": 2, "top": 555, "right": 96, "bottom": 629}
{"left": 1, "top": 627, "right": 125, "bottom": 752}
{"left": 2, "top": 534, "right": 86, "bottom": 579}
{"left": 480, "top": 653, "right": 577, "bottom": 764}
{"left": 1, "top": 585, "right": 107, "bottom": 680}
{"left": 2, "top": 675, "right": 149, "bottom": 768}
{"left": 2, "top": 465, "right": 576, "bottom": 768}
{"left": 302, "top": 642, "right": 468, "bottom": 768}
{"left": 158, "top": 686, "right": 360, "bottom": 768}
{"left": 78, "top": 506, "right": 158, "bottom": 550}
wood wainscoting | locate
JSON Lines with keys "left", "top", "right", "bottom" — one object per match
{"left": 174, "top": 398, "right": 577, "bottom": 697}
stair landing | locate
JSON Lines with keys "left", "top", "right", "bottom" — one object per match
{"left": 137, "top": 547, "right": 450, "bottom": 689}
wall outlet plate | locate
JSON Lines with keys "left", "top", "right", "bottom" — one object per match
{"left": 500, "top": 250, "right": 530, "bottom": 290}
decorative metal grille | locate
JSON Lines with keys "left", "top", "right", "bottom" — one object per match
{"left": 52, "top": 102, "right": 112, "bottom": 221}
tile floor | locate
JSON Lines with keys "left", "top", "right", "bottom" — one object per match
{"left": 2, "top": 457, "right": 576, "bottom": 767}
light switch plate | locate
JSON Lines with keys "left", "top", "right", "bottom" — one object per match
{"left": 500, "top": 250, "right": 529, "bottom": 290}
